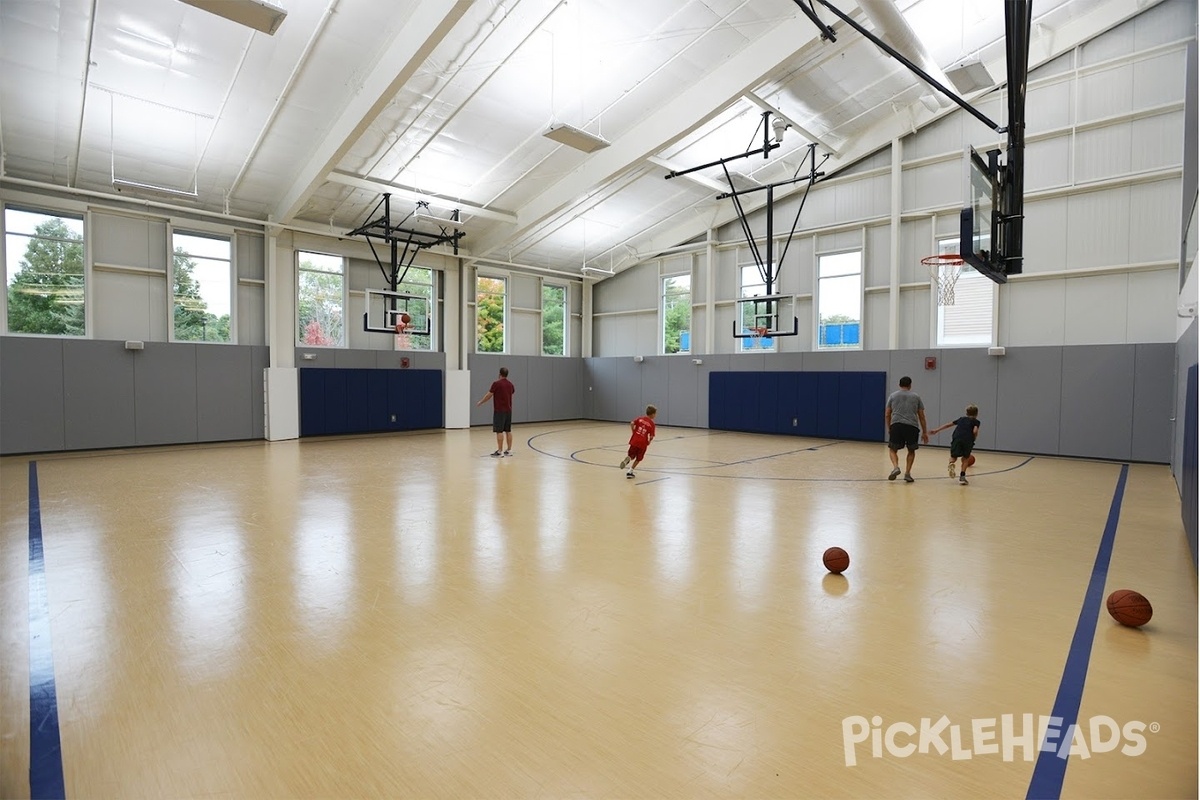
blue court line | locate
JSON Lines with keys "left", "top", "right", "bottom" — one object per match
{"left": 27, "top": 462, "right": 66, "bottom": 800}
{"left": 1026, "top": 463, "right": 1129, "bottom": 800}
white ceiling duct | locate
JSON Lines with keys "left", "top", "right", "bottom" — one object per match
{"left": 856, "top": 0, "right": 956, "bottom": 108}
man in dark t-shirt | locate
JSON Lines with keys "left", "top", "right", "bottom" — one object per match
{"left": 476, "top": 366, "right": 516, "bottom": 456}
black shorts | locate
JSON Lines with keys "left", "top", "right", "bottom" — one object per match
{"left": 950, "top": 439, "right": 974, "bottom": 458}
{"left": 888, "top": 423, "right": 920, "bottom": 451}
{"left": 492, "top": 411, "right": 512, "bottom": 433}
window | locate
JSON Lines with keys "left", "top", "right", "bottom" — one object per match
{"left": 934, "top": 238, "right": 994, "bottom": 347}
{"left": 4, "top": 207, "right": 86, "bottom": 336}
{"left": 739, "top": 264, "right": 777, "bottom": 352}
{"left": 395, "top": 266, "right": 435, "bottom": 351}
{"left": 817, "top": 251, "right": 861, "bottom": 350}
{"left": 476, "top": 275, "right": 506, "bottom": 352}
{"left": 172, "top": 231, "right": 232, "bottom": 343}
{"left": 662, "top": 274, "right": 691, "bottom": 354}
{"left": 297, "top": 251, "right": 345, "bottom": 346}
{"left": 542, "top": 283, "right": 566, "bottom": 356}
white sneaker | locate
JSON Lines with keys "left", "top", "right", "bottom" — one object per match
{"left": 503, "top": 450, "right": 512, "bottom": 456}
{"left": 619, "top": 457, "right": 630, "bottom": 469}
{"left": 626, "top": 471, "right": 635, "bottom": 479}
{"left": 948, "top": 462, "right": 956, "bottom": 478}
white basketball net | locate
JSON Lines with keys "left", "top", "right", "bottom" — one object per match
{"left": 925, "top": 256, "right": 964, "bottom": 306}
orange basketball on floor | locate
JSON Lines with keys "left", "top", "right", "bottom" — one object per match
{"left": 966, "top": 455, "right": 976, "bottom": 467}
{"left": 1106, "top": 589, "right": 1152, "bottom": 627}
{"left": 823, "top": 546, "right": 850, "bottom": 574}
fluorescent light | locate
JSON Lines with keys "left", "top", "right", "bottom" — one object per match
{"left": 112, "top": 178, "right": 199, "bottom": 198}
{"left": 177, "top": 0, "right": 288, "bottom": 35}
{"left": 544, "top": 123, "right": 610, "bottom": 153}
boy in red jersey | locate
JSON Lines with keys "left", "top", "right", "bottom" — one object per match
{"left": 618, "top": 405, "right": 657, "bottom": 479}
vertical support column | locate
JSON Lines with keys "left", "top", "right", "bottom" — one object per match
{"left": 264, "top": 229, "right": 299, "bottom": 440}
{"left": 582, "top": 279, "right": 594, "bottom": 358}
{"left": 889, "top": 138, "right": 902, "bottom": 349}
{"left": 443, "top": 261, "right": 461, "bottom": 370}
{"left": 705, "top": 234, "right": 716, "bottom": 355}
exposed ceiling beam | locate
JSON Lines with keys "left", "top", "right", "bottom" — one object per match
{"left": 272, "top": 1, "right": 474, "bottom": 224}
{"left": 468, "top": 6, "right": 854, "bottom": 260}
{"left": 601, "top": 0, "right": 1163, "bottom": 279}
{"left": 743, "top": 91, "right": 840, "bottom": 155}
{"left": 326, "top": 171, "right": 518, "bottom": 225}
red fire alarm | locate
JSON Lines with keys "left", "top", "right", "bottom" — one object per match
{"left": 400, "top": 357, "right": 410, "bottom": 368}
{"left": 925, "top": 356, "right": 936, "bottom": 370}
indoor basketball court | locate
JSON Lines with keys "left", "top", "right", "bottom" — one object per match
{"left": 1, "top": 0, "right": 1197, "bottom": 798}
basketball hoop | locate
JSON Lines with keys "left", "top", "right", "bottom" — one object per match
{"left": 394, "top": 320, "right": 409, "bottom": 350}
{"left": 923, "top": 254, "right": 965, "bottom": 306}
{"left": 750, "top": 326, "right": 769, "bottom": 348}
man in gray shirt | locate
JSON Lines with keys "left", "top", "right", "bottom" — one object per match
{"left": 885, "top": 376, "right": 929, "bottom": 483}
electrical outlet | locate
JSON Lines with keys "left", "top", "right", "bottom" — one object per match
{"left": 390, "top": 414, "right": 397, "bottom": 422}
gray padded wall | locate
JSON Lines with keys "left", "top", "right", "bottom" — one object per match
{"left": 468, "top": 353, "right": 581, "bottom": 427}
{"left": 1175, "top": 320, "right": 1198, "bottom": 491}
{"left": 994, "top": 347, "right": 1064, "bottom": 455}
{"left": 63, "top": 340, "right": 137, "bottom": 451}
{"left": 1132, "top": 344, "right": 1175, "bottom": 463}
{"left": 197, "top": 345, "right": 256, "bottom": 442}
{"left": 1059, "top": 346, "right": 1136, "bottom": 460}
{"left": 0, "top": 337, "right": 269, "bottom": 454}
{"left": 134, "top": 343, "right": 199, "bottom": 446}
{"left": 935, "top": 349, "right": 999, "bottom": 450}
{"left": 550, "top": 358, "right": 583, "bottom": 420}
{"left": 0, "top": 337, "right": 66, "bottom": 453}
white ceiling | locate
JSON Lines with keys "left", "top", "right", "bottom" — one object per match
{"left": 0, "top": 0, "right": 1159, "bottom": 279}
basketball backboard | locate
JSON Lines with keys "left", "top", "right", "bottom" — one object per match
{"left": 734, "top": 293, "right": 796, "bottom": 347}
{"left": 960, "top": 144, "right": 1024, "bottom": 284}
{"left": 364, "top": 288, "right": 431, "bottom": 336}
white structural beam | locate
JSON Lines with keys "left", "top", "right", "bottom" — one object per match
{"left": 468, "top": 7, "right": 848, "bottom": 259}
{"left": 326, "top": 171, "right": 518, "bottom": 224}
{"left": 273, "top": 1, "right": 474, "bottom": 223}
{"left": 602, "top": 0, "right": 1162, "bottom": 279}
{"left": 743, "top": 92, "right": 840, "bottom": 155}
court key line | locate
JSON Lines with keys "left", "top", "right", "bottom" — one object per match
{"left": 1026, "top": 463, "right": 1129, "bottom": 800}
{"left": 27, "top": 462, "right": 66, "bottom": 799}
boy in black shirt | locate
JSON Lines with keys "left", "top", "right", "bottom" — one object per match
{"left": 931, "top": 405, "right": 981, "bottom": 485}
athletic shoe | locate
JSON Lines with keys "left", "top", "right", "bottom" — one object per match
{"left": 959, "top": 475, "right": 969, "bottom": 485}
{"left": 503, "top": 450, "right": 512, "bottom": 456}
{"left": 904, "top": 474, "right": 914, "bottom": 483}
{"left": 948, "top": 462, "right": 956, "bottom": 478}
{"left": 490, "top": 450, "right": 502, "bottom": 457}
{"left": 888, "top": 468, "right": 901, "bottom": 481}
{"left": 626, "top": 471, "right": 635, "bottom": 479}
{"left": 619, "top": 457, "right": 631, "bottom": 469}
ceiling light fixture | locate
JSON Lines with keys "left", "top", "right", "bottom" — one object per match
{"left": 112, "top": 178, "right": 199, "bottom": 198}
{"left": 544, "top": 123, "right": 610, "bottom": 153}
{"left": 413, "top": 210, "right": 477, "bottom": 229}
{"left": 176, "top": 0, "right": 288, "bottom": 35}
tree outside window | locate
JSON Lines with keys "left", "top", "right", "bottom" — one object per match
{"left": 476, "top": 275, "right": 506, "bottom": 352}
{"left": 5, "top": 208, "right": 85, "bottom": 336}
{"left": 173, "top": 232, "right": 232, "bottom": 343}
{"left": 298, "top": 252, "right": 345, "bottom": 346}
{"left": 663, "top": 274, "right": 691, "bottom": 354}
{"left": 396, "top": 266, "right": 434, "bottom": 351}
{"left": 542, "top": 283, "right": 566, "bottom": 355}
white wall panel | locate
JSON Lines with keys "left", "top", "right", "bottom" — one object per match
{"left": 901, "top": 158, "right": 958, "bottom": 212}
{"left": 594, "top": 262, "right": 657, "bottom": 313}
{"left": 865, "top": 292, "right": 889, "bottom": 349}
{"left": 835, "top": 174, "right": 889, "bottom": 221}
{"left": 510, "top": 308, "right": 538, "bottom": 355}
{"left": 92, "top": 271, "right": 164, "bottom": 342}
{"left": 1129, "top": 179, "right": 1183, "bottom": 261}
{"left": 1026, "top": 80, "right": 1074, "bottom": 134}
{"left": 1075, "top": 124, "right": 1133, "bottom": 183}
{"left": 1005, "top": 280, "right": 1066, "bottom": 346}
{"left": 1133, "top": 51, "right": 1188, "bottom": 110}
{"left": 1064, "top": 273, "right": 1129, "bottom": 344}
{"left": 92, "top": 212, "right": 167, "bottom": 271}
{"left": 902, "top": 113, "right": 964, "bottom": 160}
{"left": 865, "top": 225, "right": 891, "bottom": 287}
{"left": 509, "top": 274, "right": 538, "bottom": 310}
{"left": 1022, "top": 136, "right": 1072, "bottom": 191}
{"left": 1127, "top": 269, "right": 1180, "bottom": 342}
{"left": 238, "top": 284, "right": 265, "bottom": 346}
{"left": 1022, "top": 197, "right": 1070, "bottom": 273}
{"left": 1079, "top": 64, "right": 1134, "bottom": 122}
{"left": 898, "top": 290, "right": 929, "bottom": 349}
{"left": 1131, "top": 111, "right": 1186, "bottom": 172}
{"left": 1066, "top": 187, "right": 1131, "bottom": 268}
{"left": 899, "top": 218, "right": 932, "bottom": 284}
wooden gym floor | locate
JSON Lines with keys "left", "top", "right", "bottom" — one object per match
{"left": 1, "top": 421, "right": 1196, "bottom": 799}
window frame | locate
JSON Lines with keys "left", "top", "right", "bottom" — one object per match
{"left": 169, "top": 227, "right": 235, "bottom": 344}
{"left": 931, "top": 236, "right": 997, "bottom": 348}
{"left": 296, "top": 249, "right": 348, "bottom": 348}
{"left": 737, "top": 263, "right": 778, "bottom": 353}
{"left": 475, "top": 272, "right": 508, "bottom": 354}
{"left": 815, "top": 248, "right": 863, "bottom": 351}
{"left": 541, "top": 280, "right": 568, "bottom": 357}
{"left": 393, "top": 264, "right": 437, "bottom": 352}
{"left": 661, "top": 272, "right": 692, "bottom": 355}
{"left": 2, "top": 204, "right": 89, "bottom": 338}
